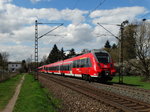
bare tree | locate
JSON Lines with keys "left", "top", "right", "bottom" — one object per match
{"left": 1, "top": 52, "right": 9, "bottom": 63}
{"left": 81, "top": 49, "right": 90, "bottom": 54}
{"left": 1, "top": 52, "right": 9, "bottom": 70}
{"left": 41, "top": 55, "right": 47, "bottom": 65}
{"left": 131, "top": 21, "right": 150, "bottom": 80}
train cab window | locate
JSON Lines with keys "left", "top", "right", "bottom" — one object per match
{"left": 95, "top": 52, "right": 110, "bottom": 64}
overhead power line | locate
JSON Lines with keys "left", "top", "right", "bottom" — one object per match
{"left": 97, "top": 23, "right": 120, "bottom": 41}
{"left": 86, "top": 0, "right": 106, "bottom": 19}
{"left": 38, "top": 23, "right": 63, "bottom": 39}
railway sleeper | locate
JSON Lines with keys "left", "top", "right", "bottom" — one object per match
{"left": 112, "top": 98, "right": 126, "bottom": 102}
{"left": 131, "top": 106, "right": 146, "bottom": 109}
{"left": 123, "top": 103, "right": 138, "bottom": 107}
{"left": 119, "top": 101, "right": 131, "bottom": 104}
{"left": 138, "top": 108, "right": 150, "bottom": 112}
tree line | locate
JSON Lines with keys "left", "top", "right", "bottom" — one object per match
{"left": 40, "top": 44, "right": 76, "bottom": 65}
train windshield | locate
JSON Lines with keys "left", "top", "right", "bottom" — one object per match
{"left": 95, "top": 52, "right": 110, "bottom": 64}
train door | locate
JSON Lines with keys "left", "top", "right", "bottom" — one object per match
{"left": 83, "top": 58, "right": 92, "bottom": 74}
{"left": 80, "top": 58, "right": 86, "bottom": 74}
{"left": 72, "top": 60, "right": 81, "bottom": 75}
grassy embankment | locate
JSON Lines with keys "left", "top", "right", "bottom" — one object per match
{"left": 112, "top": 76, "right": 150, "bottom": 90}
{"left": 13, "top": 74, "right": 61, "bottom": 112}
{"left": 0, "top": 74, "right": 22, "bottom": 111}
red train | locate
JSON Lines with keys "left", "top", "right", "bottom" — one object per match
{"left": 38, "top": 49, "right": 116, "bottom": 82}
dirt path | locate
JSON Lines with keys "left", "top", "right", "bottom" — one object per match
{"left": 2, "top": 75, "right": 25, "bottom": 112}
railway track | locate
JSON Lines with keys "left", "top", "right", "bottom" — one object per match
{"left": 40, "top": 74, "right": 150, "bottom": 112}
{"left": 113, "top": 84, "right": 150, "bottom": 93}
{"left": 91, "top": 82, "right": 150, "bottom": 104}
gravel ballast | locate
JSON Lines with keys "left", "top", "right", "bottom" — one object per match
{"left": 39, "top": 75, "right": 117, "bottom": 112}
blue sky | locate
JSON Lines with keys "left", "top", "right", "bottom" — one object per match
{"left": 0, "top": 0, "right": 150, "bottom": 61}
{"left": 12, "top": 0, "right": 150, "bottom": 11}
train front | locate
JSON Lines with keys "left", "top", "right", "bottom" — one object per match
{"left": 92, "top": 50, "right": 116, "bottom": 81}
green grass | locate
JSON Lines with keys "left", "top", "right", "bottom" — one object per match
{"left": 111, "top": 76, "right": 150, "bottom": 90}
{"left": 0, "top": 74, "right": 22, "bottom": 111}
{"left": 13, "top": 74, "right": 61, "bottom": 112}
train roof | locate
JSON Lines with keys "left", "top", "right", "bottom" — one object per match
{"left": 39, "top": 49, "right": 109, "bottom": 67}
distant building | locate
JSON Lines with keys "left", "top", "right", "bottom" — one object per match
{"left": 8, "top": 62, "right": 22, "bottom": 72}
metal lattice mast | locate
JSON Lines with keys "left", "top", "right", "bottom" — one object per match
{"left": 35, "top": 20, "right": 38, "bottom": 79}
{"left": 34, "top": 20, "right": 63, "bottom": 80}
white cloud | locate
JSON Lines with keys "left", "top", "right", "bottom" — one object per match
{"left": 30, "top": 0, "right": 41, "bottom": 3}
{"left": 61, "top": 9, "right": 87, "bottom": 24}
{"left": 0, "top": 1, "right": 148, "bottom": 61}
{"left": 30, "top": 0, "right": 52, "bottom": 3}
{"left": 90, "top": 6, "right": 147, "bottom": 24}
{"left": 0, "top": 0, "right": 12, "bottom": 4}
{"left": 0, "top": 3, "right": 87, "bottom": 33}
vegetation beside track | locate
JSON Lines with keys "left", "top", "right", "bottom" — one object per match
{"left": 13, "top": 74, "right": 61, "bottom": 112}
{"left": 0, "top": 74, "right": 22, "bottom": 111}
{"left": 111, "top": 76, "right": 150, "bottom": 90}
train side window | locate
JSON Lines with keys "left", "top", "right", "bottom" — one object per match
{"left": 80, "top": 59, "right": 85, "bottom": 67}
{"left": 55, "top": 66, "right": 57, "bottom": 70}
{"left": 60, "top": 65, "right": 62, "bottom": 70}
{"left": 67, "top": 65, "right": 69, "bottom": 71}
{"left": 73, "top": 61, "right": 76, "bottom": 68}
{"left": 80, "top": 59, "right": 83, "bottom": 67}
{"left": 65, "top": 65, "right": 67, "bottom": 71}
{"left": 63, "top": 65, "right": 65, "bottom": 71}
{"left": 66, "top": 65, "right": 68, "bottom": 71}
{"left": 88, "top": 58, "right": 92, "bottom": 67}
{"left": 60, "top": 65, "right": 63, "bottom": 71}
{"left": 85, "top": 58, "right": 92, "bottom": 67}
{"left": 73, "top": 60, "right": 77, "bottom": 68}
{"left": 68, "top": 64, "right": 70, "bottom": 71}
{"left": 76, "top": 60, "right": 80, "bottom": 68}
{"left": 69, "top": 63, "right": 72, "bottom": 70}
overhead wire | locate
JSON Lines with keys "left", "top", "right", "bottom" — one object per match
{"left": 74, "top": 0, "right": 107, "bottom": 27}
{"left": 84, "top": 0, "right": 106, "bottom": 21}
